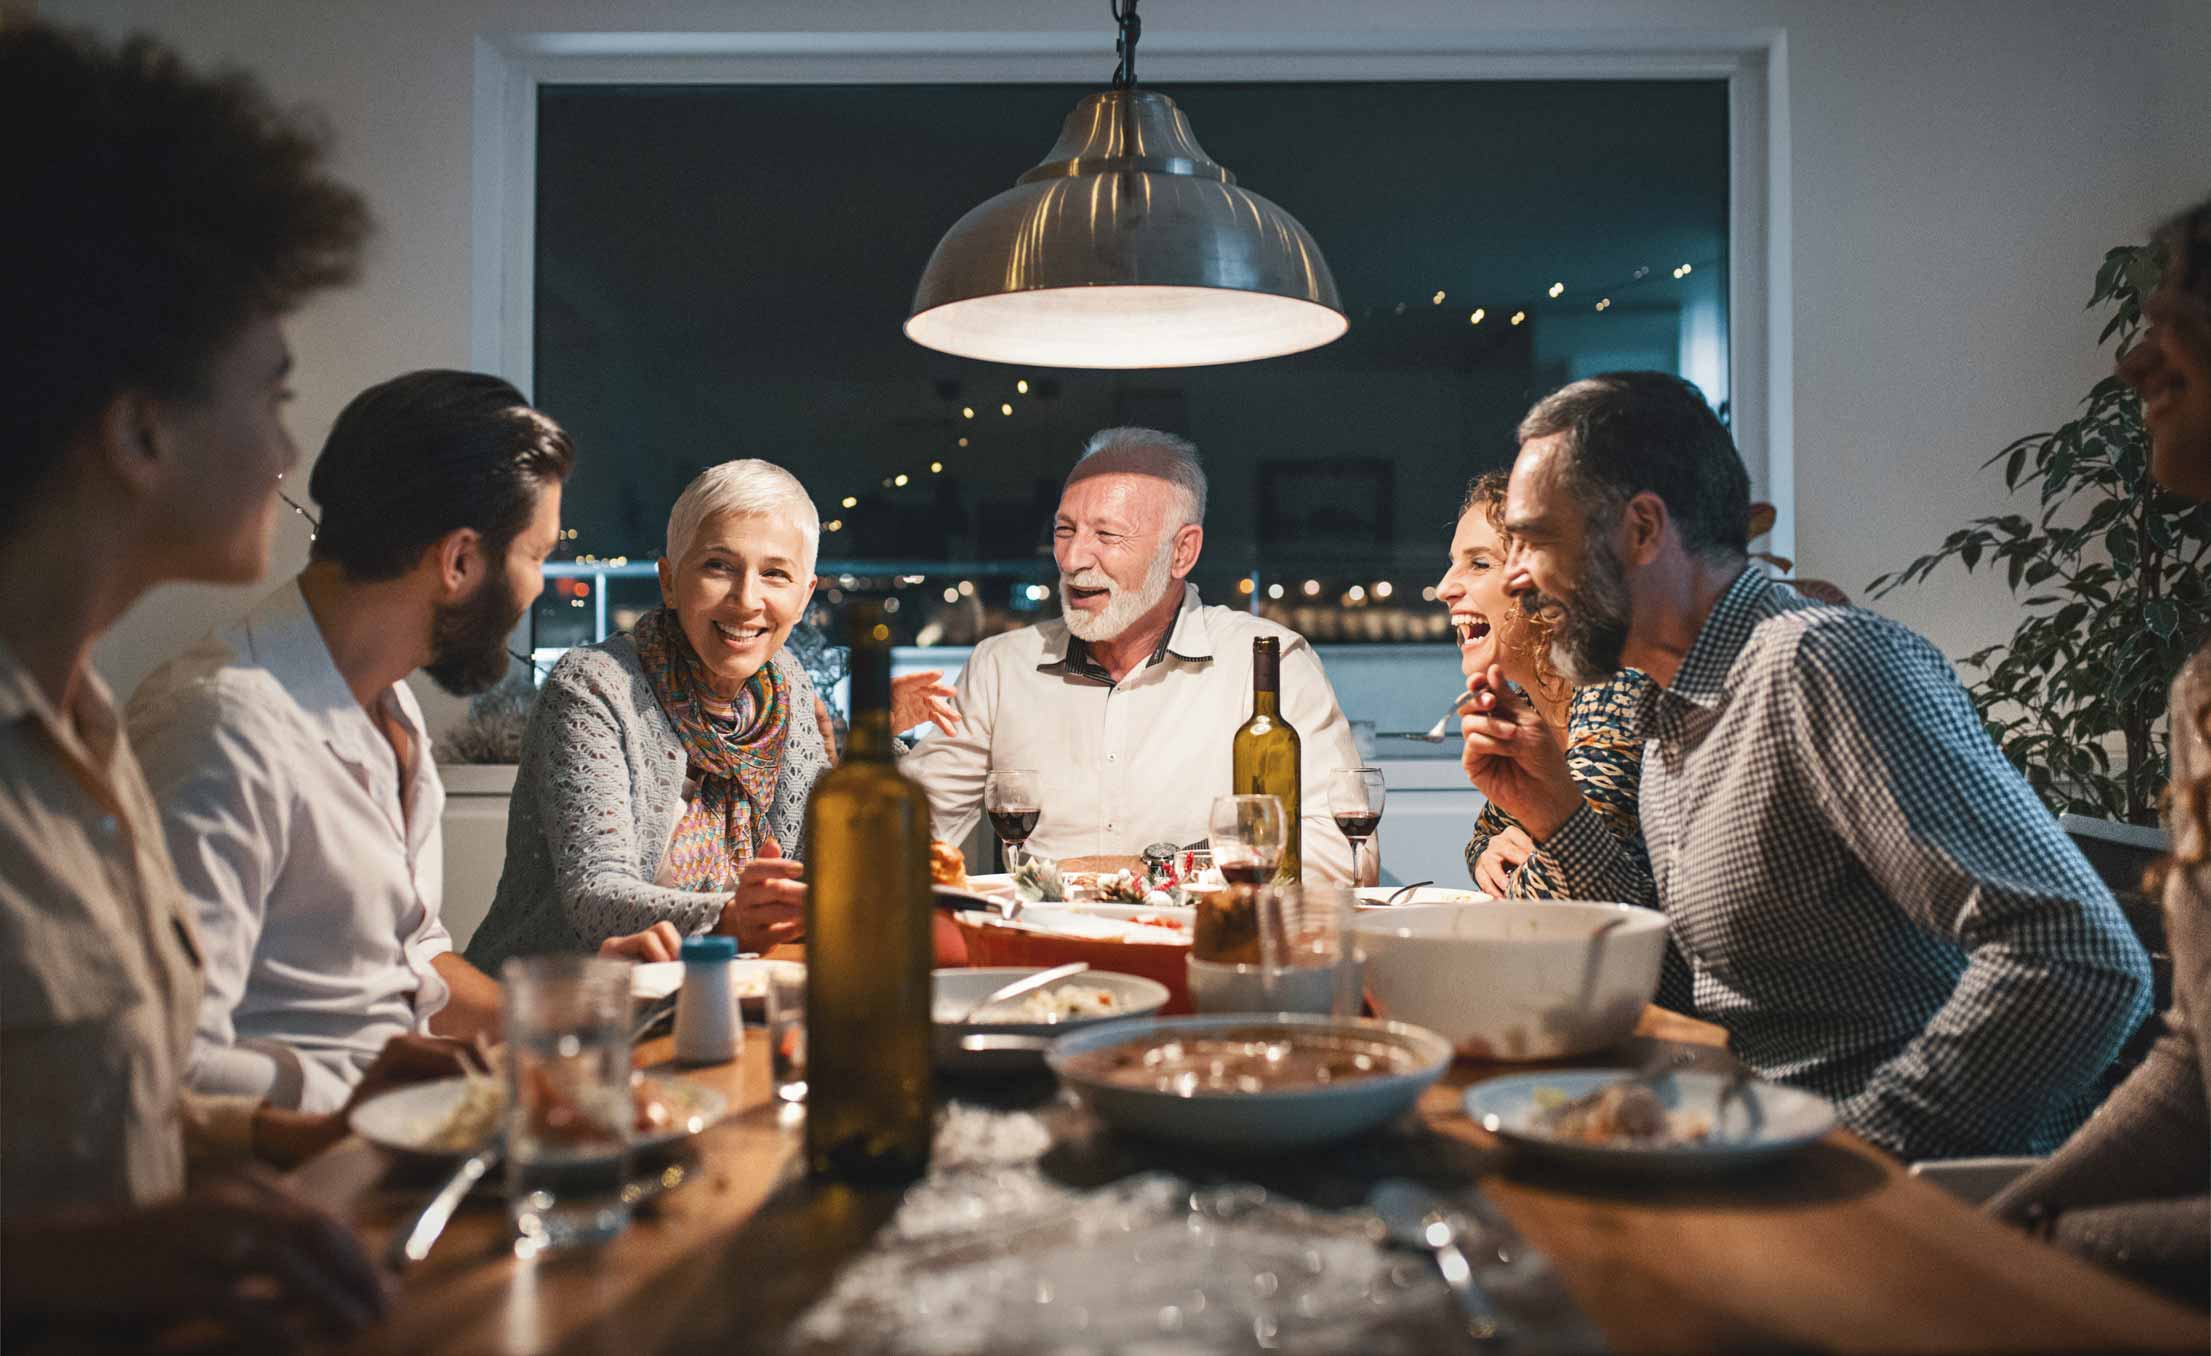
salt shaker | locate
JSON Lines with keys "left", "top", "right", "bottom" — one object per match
{"left": 673, "top": 935, "right": 741, "bottom": 1065}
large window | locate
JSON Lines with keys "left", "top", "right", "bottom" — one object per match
{"left": 529, "top": 78, "right": 1728, "bottom": 661}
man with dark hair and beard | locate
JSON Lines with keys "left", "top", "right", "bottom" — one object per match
{"left": 1461, "top": 370, "right": 2153, "bottom": 1160}
{"left": 127, "top": 370, "right": 680, "bottom": 1116}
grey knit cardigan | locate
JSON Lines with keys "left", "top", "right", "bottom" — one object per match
{"left": 463, "top": 634, "right": 830, "bottom": 973}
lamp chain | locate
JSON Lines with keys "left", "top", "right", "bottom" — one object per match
{"left": 1110, "top": 0, "right": 1141, "bottom": 90}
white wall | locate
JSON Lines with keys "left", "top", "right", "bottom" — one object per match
{"left": 45, "top": 0, "right": 2211, "bottom": 734}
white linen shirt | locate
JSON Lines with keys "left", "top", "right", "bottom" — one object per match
{"left": 902, "top": 585, "right": 1361, "bottom": 882}
{"left": 126, "top": 583, "right": 452, "bottom": 1114}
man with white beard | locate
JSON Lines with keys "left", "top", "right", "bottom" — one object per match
{"left": 902, "top": 428, "right": 1361, "bottom": 880}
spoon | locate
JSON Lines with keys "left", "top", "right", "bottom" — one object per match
{"left": 1369, "top": 1180, "right": 1508, "bottom": 1345}
{"left": 954, "top": 962, "right": 1089, "bottom": 1023}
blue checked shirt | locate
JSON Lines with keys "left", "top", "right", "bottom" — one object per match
{"left": 1543, "top": 567, "right": 2152, "bottom": 1158}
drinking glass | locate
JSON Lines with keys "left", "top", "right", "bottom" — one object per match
{"left": 1208, "top": 793, "right": 1287, "bottom": 886}
{"left": 765, "top": 967, "right": 808, "bottom": 1106}
{"left": 1186, "top": 883, "right": 1360, "bottom": 1016}
{"left": 984, "top": 769, "right": 1042, "bottom": 872}
{"left": 501, "top": 955, "right": 634, "bottom": 1255}
{"left": 1327, "top": 768, "right": 1388, "bottom": 889}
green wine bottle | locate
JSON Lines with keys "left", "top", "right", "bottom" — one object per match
{"left": 803, "top": 604, "right": 933, "bottom": 1181}
{"left": 1231, "top": 635, "right": 1301, "bottom": 882}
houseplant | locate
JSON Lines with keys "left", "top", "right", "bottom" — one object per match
{"left": 1869, "top": 243, "right": 2209, "bottom": 826}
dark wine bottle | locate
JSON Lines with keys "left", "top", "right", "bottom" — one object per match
{"left": 803, "top": 604, "right": 933, "bottom": 1181}
{"left": 1231, "top": 635, "right": 1301, "bottom": 881}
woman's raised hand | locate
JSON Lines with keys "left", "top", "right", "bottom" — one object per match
{"left": 1459, "top": 665, "right": 1582, "bottom": 839}
{"left": 891, "top": 670, "right": 960, "bottom": 735}
{"left": 714, "top": 836, "right": 805, "bottom": 952}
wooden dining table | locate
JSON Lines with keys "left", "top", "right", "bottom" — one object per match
{"left": 291, "top": 1003, "right": 2206, "bottom": 1355}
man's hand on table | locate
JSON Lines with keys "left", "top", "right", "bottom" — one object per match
{"left": 715, "top": 836, "right": 805, "bottom": 952}
{"left": 252, "top": 1034, "right": 483, "bottom": 1168}
{"left": 1459, "top": 664, "right": 1581, "bottom": 841}
{"left": 1, "top": 1166, "right": 386, "bottom": 1348}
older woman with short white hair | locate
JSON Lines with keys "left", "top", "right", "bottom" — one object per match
{"left": 466, "top": 458, "right": 956, "bottom": 967}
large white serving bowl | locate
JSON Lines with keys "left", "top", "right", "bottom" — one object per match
{"left": 1046, "top": 1013, "right": 1452, "bottom": 1150}
{"left": 1350, "top": 901, "right": 1666, "bottom": 1061}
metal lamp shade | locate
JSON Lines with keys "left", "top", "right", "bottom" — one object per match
{"left": 905, "top": 90, "right": 1346, "bottom": 369}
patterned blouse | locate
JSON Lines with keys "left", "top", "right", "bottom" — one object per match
{"left": 1463, "top": 668, "right": 1654, "bottom": 900}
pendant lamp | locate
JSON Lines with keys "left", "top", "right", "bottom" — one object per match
{"left": 904, "top": 0, "right": 1346, "bottom": 369}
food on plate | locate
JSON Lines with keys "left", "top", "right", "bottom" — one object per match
{"left": 1536, "top": 1080, "right": 1712, "bottom": 1146}
{"left": 418, "top": 1067, "right": 693, "bottom": 1152}
{"left": 1057, "top": 1025, "right": 1418, "bottom": 1094}
{"left": 929, "top": 839, "right": 970, "bottom": 891}
{"left": 1011, "top": 855, "right": 1068, "bottom": 902}
{"left": 935, "top": 983, "right": 1126, "bottom": 1025}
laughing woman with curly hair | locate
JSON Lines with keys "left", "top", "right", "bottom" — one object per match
{"left": 1989, "top": 197, "right": 2211, "bottom": 1307}
{"left": 1437, "top": 471, "right": 1654, "bottom": 902}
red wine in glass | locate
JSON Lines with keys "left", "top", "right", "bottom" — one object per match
{"left": 1219, "top": 860, "right": 1276, "bottom": 886}
{"left": 987, "top": 808, "right": 1039, "bottom": 845}
{"left": 1333, "top": 811, "right": 1381, "bottom": 840}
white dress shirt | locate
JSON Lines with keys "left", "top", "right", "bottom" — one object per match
{"left": 902, "top": 585, "right": 1361, "bottom": 882}
{"left": 126, "top": 583, "right": 452, "bottom": 1114}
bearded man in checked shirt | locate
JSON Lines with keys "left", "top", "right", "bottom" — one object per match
{"left": 1460, "top": 371, "right": 2152, "bottom": 1160}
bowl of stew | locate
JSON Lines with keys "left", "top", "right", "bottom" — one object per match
{"left": 1044, "top": 1013, "right": 1452, "bottom": 1149}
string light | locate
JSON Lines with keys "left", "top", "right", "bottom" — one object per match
{"left": 1267, "top": 583, "right": 1285, "bottom": 600}
{"left": 1431, "top": 290, "right": 1446, "bottom": 304}
{"left": 1421, "top": 585, "right": 1439, "bottom": 602}
{"left": 1236, "top": 577, "right": 1255, "bottom": 595}
{"left": 958, "top": 437, "right": 969, "bottom": 447}
{"left": 1510, "top": 311, "right": 1526, "bottom": 326}
{"left": 1016, "top": 379, "right": 1029, "bottom": 394}
{"left": 957, "top": 580, "right": 975, "bottom": 596}
{"left": 826, "top": 519, "right": 843, "bottom": 532}
{"left": 942, "top": 587, "right": 960, "bottom": 604}
{"left": 999, "top": 402, "right": 1013, "bottom": 416}
{"left": 930, "top": 461, "right": 943, "bottom": 474}
{"left": 894, "top": 473, "right": 910, "bottom": 487}
{"left": 962, "top": 406, "right": 975, "bottom": 419}
{"left": 1301, "top": 579, "right": 1321, "bottom": 597}
{"left": 1547, "top": 282, "right": 1564, "bottom": 299}
{"left": 1346, "top": 585, "right": 1367, "bottom": 602}
{"left": 1025, "top": 584, "right": 1050, "bottom": 602}
{"left": 841, "top": 496, "right": 857, "bottom": 508}
{"left": 1595, "top": 298, "right": 1611, "bottom": 312}
{"left": 1374, "top": 581, "right": 1393, "bottom": 598}
{"left": 1469, "top": 308, "right": 1485, "bottom": 325}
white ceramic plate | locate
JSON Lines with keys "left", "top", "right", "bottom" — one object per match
{"left": 1353, "top": 885, "right": 1490, "bottom": 908}
{"left": 962, "top": 872, "right": 1019, "bottom": 899}
{"left": 1047, "top": 1014, "right": 1452, "bottom": 1150}
{"left": 349, "top": 1073, "right": 729, "bottom": 1161}
{"left": 1464, "top": 1070, "right": 1836, "bottom": 1176}
{"left": 1016, "top": 904, "right": 1194, "bottom": 945}
{"left": 630, "top": 957, "right": 805, "bottom": 1005}
{"left": 932, "top": 967, "right": 1171, "bottom": 1075}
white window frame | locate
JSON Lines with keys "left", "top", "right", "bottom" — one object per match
{"left": 472, "top": 27, "right": 1793, "bottom": 561}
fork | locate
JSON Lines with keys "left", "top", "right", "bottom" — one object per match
{"left": 1418, "top": 691, "right": 1478, "bottom": 742}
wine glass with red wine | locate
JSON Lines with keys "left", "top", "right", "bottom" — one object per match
{"left": 1208, "top": 793, "right": 1288, "bottom": 885}
{"left": 1327, "top": 767, "right": 1388, "bottom": 888}
{"left": 984, "top": 769, "right": 1042, "bottom": 872}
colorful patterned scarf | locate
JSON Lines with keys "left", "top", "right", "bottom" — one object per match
{"left": 631, "top": 607, "right": 791, "bottom": 892}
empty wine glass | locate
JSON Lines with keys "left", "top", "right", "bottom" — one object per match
{"left": 1327, "top": 767, "right": 1388, "bottom": 888}
{"left": 984, "top": 769, "right": 1042, "bottom": 871}
{"left": 1208, "top": 793, "right": 1287, "bottom": 886}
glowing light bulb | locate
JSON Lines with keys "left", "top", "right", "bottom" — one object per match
{"left": 1431, "top": 290, "right": 1446, "bottom": 305}
{"left": 1236, "top": 577, "right": 1255, "bottom": 596}
{"left": 1547, "top": 282, "right": 1564, "bottom": 298}
{"left": 1267, "top": 583, "right": 1285, "bottom": 600}
{"left": 1421, "top": 585, "right": 1439, "bottom": 602}
{"left": 957, "top": 580, "right": 975, "bottom": 597}
{"left": 1302, "top": 579, "right": 1320, "bottom": 597}
{"left": 841, "top": 496, "right": 857, "bottom": 508}
{"left": 958, "top": 437, "right": 969, "bottom": 447}
{"left": 826, "top": 519, "right": 843, "bottom": 532}
{"left": 1016, "top": 379, "right": 1029, "bottom": 394}
{"left": 1510, "top": 311, "right": 1526, "bottom": 326}
{"left": 1470, "top": 308, "right": 1485, "bottom": 325}
{"left": 894, "top": 473, "right": 909, "bottom": 487}
{"left": 962, "top": 406, "right": 975, "bottom": 419}
{"left": 1374, "top": 581, "right": 1394, "bottom": 599}
{"left": 930, "top": 461, "right": 943, "bottom": 474}
{"left": 1679, "top": 262, "right": 1693, "bottom": 276}
{"left": 1347, "top": 585, "right": 1367, "bottom": 602}
{"left": 942, "top": 587, "right": 959, "bottom": 604}
{"left": 1000, "top": 403, "right": 1013, "bottom": 416}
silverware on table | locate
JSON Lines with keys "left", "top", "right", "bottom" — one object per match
{"left": 388, "top": 1138, "right": 502, "bottom": 1271}
{"left": 1417, "top": 691, "right": 1479, "bottom": 742}
{"left": 1369, "top": 1180, "right": 1508, "bottom": 1345}
{"left": 631, "top": 992, "right": 680, "bottom": 1045}
{"left": 1383, "top": 880, "right": 1434, "bottom": 906}
{"left": 955, "top": 961, "right": 1090, "bottom": 1023}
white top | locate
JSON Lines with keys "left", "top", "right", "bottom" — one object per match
{"left": 126, "top": 583, "right": 453, "bottom": 1113}
{"left": 901, "top": 585, "right": 1362, "bottom": 882}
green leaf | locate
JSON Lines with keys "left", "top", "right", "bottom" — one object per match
{"left": 2147, "top": 598, "right": 2179, "bottom": 640}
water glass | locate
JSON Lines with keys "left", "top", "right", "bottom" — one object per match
{"left": 501, "top": 955, "right": 634, "bottom": 1255}
{"left": 766, "top": 967, "right": 808, "bottom": 1105}
{"left": 1187, "top": 884, "right": 1361, "bottom": 1017}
